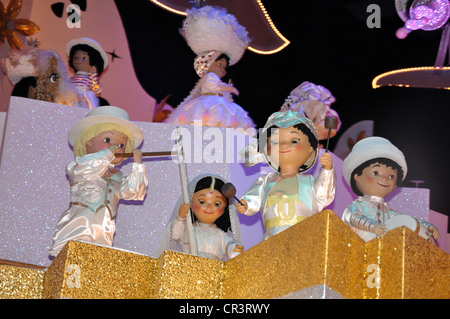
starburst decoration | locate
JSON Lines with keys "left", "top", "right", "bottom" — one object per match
{"left": 0, "top": 0, "right": 40, "bottom": 50}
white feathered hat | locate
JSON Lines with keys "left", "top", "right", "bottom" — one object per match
{"left": 343, "top": 137, "right": 408, "bottom": 185}
{"left": 181, "top": 5, "right": 250, "bottom": 66}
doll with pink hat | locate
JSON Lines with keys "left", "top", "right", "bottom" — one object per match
{"left": 164, "top": 5, "right": 256, "bottom": 135}
{"left": 48, "top": 106, "right": 148, "bottom": 256}
{"left": 342, "top": 136, "right": 440, "bottom": 242}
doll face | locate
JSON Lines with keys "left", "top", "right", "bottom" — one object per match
{"left": 72, "top": 50, "right": 92, "bottom": 73}
{"left": 267, "top": 126, "right": 314, "bottom": 172}
{"left": 85, "top": 130, "right": 128, "bottom": 165}
{"left": 207, "top": 57, "right": 228, "bottom": 78}
{"left": 354, "top": 163, "right": 398, "bottom": 198}
{"left": 191, "top": 189, "right": 227, "bottom": 225}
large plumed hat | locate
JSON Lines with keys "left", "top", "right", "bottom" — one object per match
{"left": 181, "top": 5, "right": 250, "bottom": 66}
{"left": 343, "top": 136, "right": 408, "bottom": 185}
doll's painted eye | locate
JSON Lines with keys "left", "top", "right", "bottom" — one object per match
{"left": 50, "top": 73, "right": 59, "bottom": 83}
{"left": 371, "top": 171, "right": 379, "bottom": 177}
{"left": 214, "top": 201, "right": 222, "bottom": 207}
{"left": 198, "top": 199, "right": 205, "bottom": 205}
{"left": 104, "top": 137, "right": 111, "bottom": 143}
{"left": 118, "top": 143, "right": 125, "bottom": 149}
{"left": 291, "top": 138, "right": 300, "bottom": 144}
{"left": 388, "top": 175, "right": 396, "bottom": 180}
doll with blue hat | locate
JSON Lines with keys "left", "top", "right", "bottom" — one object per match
{"left": 48, "top": 106, "right": 148, "bottom": 256}
{"left": 236, "top": 110, "right": 336, "bottom": 240}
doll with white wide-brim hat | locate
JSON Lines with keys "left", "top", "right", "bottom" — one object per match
{"left": 66, "top": 37, "right": 109, "bottom": 109}
{"left": 48, "top": 106, "right": 148, "bottom": 256}
{"left": 341, "top": 136, "right": 440, "bottom": 242}
{"left": 163, "top": 5, "right": 256, "bottom": 135}
{"left": 236, "top": 110, "right": 336, "bottom": 240}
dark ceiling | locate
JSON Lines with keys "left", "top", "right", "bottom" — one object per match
{"left": 114, "top": 0, "right": 450, "bottom": 218}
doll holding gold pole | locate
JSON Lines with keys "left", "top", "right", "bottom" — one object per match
{"left": 48, "top": 106, "right": 148, "bottom": 256}
{"left": 237, "top": 110, "right": 336, "bottom": 240}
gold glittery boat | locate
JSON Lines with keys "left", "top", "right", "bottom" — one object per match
{"left": 1, "top": 210, "right": 449, "bottom": 299}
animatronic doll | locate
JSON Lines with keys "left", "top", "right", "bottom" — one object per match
{"left": 237, "top": 110, "right": 336, "bottom": 240}
{"left": 342, "top": 136, "right": 440, "bottom": 242}
{"left": 66, "top": 37, "right": 109, "bottom": 109}
{"left": 48, "top": 106, "right": 148, "bottom": 256}
{"left": 280, "top": 81, "right": 342, "bottom": 141}
{"left": 161, "top": 175, "right": 243, "bottom": 261}
{"left": 163, "top": 5, "right": 256, "bottom": 134}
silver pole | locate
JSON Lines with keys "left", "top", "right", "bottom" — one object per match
{"left": 175, "top": 127, "right": 198, "bottom": 255}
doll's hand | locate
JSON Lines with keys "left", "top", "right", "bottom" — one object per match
{"left": 236, "top": 198, "right": 248, "bottom": 214}
{"left": 178, "top": 202, "right": 191, "bottom": 218}
{"left": 108, "top": 145, "right": 122, "bottom": 155}
{"left": 373, "top": 223, "right": 388, "bottom": 236}
{"left": 133, "top": 149, "right": 143, "bottom": 163}
{"left": 320, "top": 152, "right": 333, "bottom": 170}
{"left": 427, "top": 225, "right": 441, "bottom": 240}
{"left": 233, "top": 244, "right": 244, "bottom": 254}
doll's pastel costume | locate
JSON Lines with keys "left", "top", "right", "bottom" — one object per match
{"left": 48, "top": 107, "right": 148, "bottom": 256}
{"left": 66, "top": 38, "right": 108, "bottom": 109}
{"left": 159, "top": 174, "right": 243, "bottom": 261}
{"left": 341, "top": 137, "right": 435, "bottom": 242}
{"left": 240, "top": 111, "right": 336, "bottom": 239}
{"left": 163, "top": 6, "right": 256, "bottom": 133}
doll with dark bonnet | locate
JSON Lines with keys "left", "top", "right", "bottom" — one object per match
{"left": 237, "top": 110, "right": 336, "bottom": 240}
{"left": 48, "top": 106, "right": 148, "bottom": 256}
{"left": 163, "top": 5, "right": 256, "bottom": 135}
{"left": 66, "top": 37, "right": 109, "bottom": 109}
{"left": 342, "top": 137, "right": 440, "bottom": 242}
{"left": 162, "top": 175, "right": 243, "bottom": 261}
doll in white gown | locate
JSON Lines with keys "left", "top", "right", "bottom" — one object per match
{"left": 164, "top": 5, "right": 256, "bottom": 135}
{"left": 165, "top": 51, "right": 255, "bottom": 134}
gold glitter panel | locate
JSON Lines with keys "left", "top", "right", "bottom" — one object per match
{"left": 0, "top": 265, "right": 45, "bottom": 299}
{"left": 222, "top": 210, "right": 366, "bottom": 298}
{"left": 370, "top": 227, "right": 450, "bottom": 299}
{"left": 42, "top": 241, "right": 157, "bottom": 299}
{"left": 4, "top": 210, "right": 449, "bottom": 299}
{"left": 153, "top": 250, "right": 223, "bottom": 299}
{"left": 222, "top": 210, "right": 450, "bottom": 299}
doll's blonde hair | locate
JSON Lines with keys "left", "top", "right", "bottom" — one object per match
{"left": 73, "top": 123, "right": 134, "bottom": 157}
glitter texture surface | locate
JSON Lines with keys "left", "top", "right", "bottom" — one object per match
{"left": 0, "top": 265, "right": 45, "bottom": 299}
{"left": 0, "top": 98, "right": 234, "bottom": 266}
{"left": 2, "top": 210, "right": 448, "bottom": 299}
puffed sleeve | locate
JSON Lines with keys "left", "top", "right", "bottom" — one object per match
{"left": 120, "top": 162, "right": 148, "bottom": 201}
{"left": 242, "top": 175, "right": 266, "bottom": 216}
{"left": 67, "top": 148, "right": 114, "bottom": 182}
{"left": 314, "top": 167, "right": 336, "bottom": 211}
{"left": 171, "top": 217, "right": 186, "bottom": 242}
{"left": 201, "top": 73, "right": 228, "bottom": 94}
